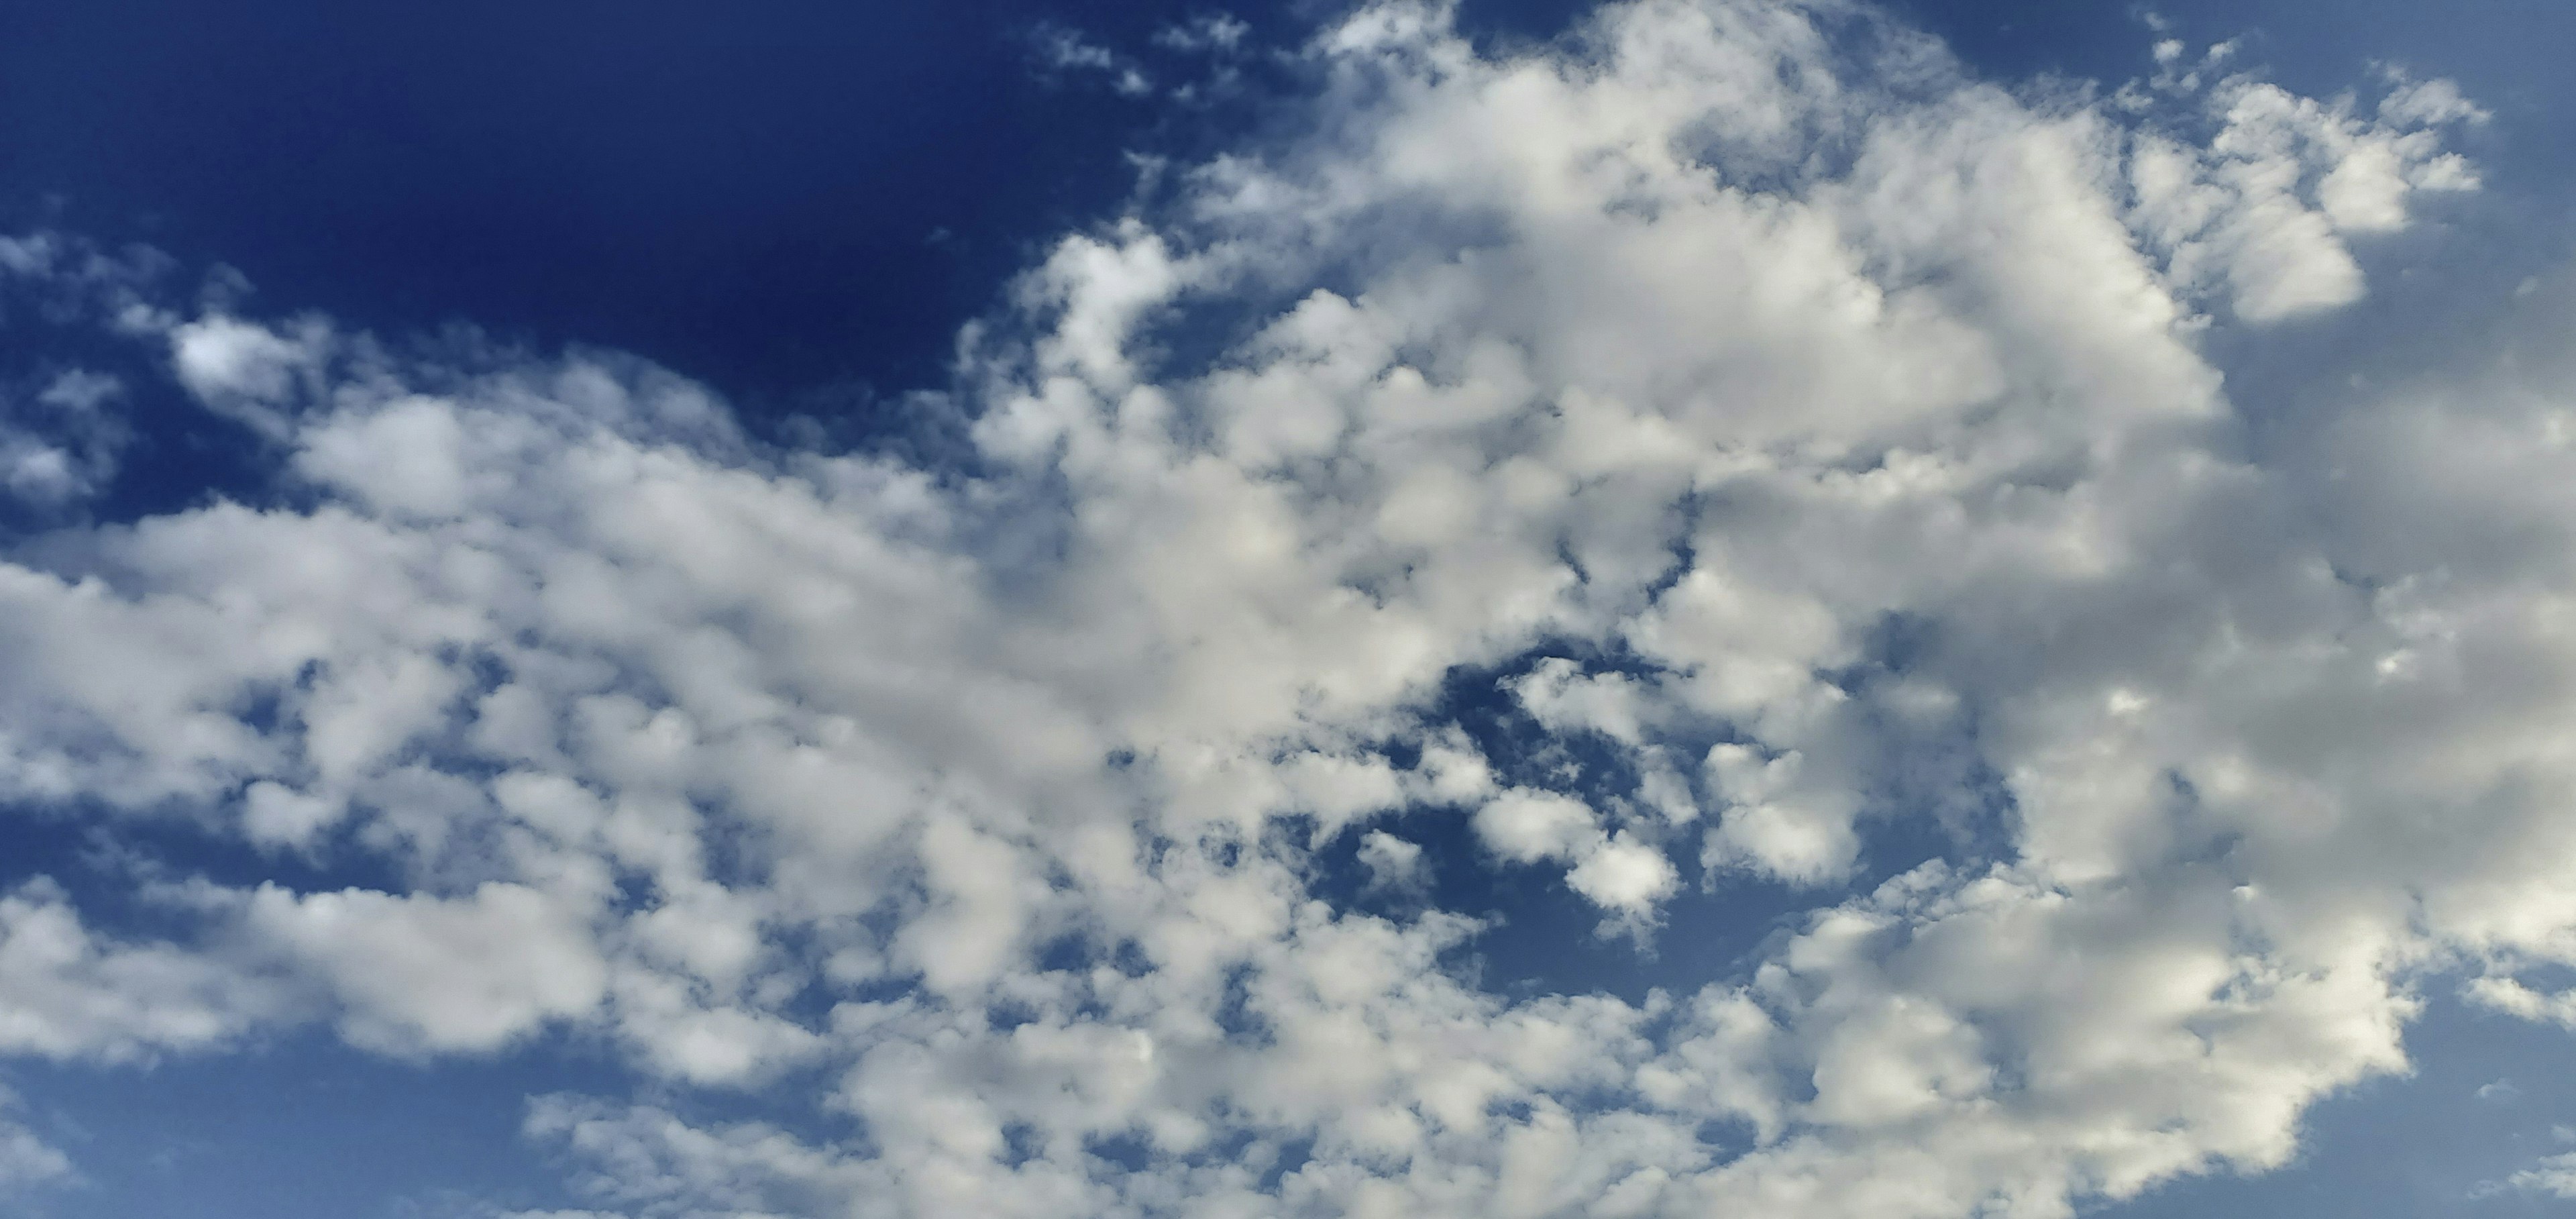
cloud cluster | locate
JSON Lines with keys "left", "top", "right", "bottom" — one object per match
{"left": 1028, "top": 13, "right": 1256, "bottom": 103}
{"left": 0, "top": 1, "right": 2565, "bottom": 1216}
{"left": 2125, "top": 44, "right": 2484, "bottom": 321}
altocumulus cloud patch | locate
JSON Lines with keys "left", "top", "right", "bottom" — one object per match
{"left": 1, "top": 1, "right": 2573, "bottom": 1215}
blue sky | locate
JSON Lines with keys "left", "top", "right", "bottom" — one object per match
{"left": 5, "top": 2, "right": 2576, "bottom": 1217}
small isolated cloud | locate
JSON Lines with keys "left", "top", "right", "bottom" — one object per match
{"left": 0, "top": 1088, "right": 68, "bottom": 1196}
{"left": 1474, "top": 789, "right": 1601, "bottom": 865}
{"left": 1155, "top": 13, "right": 1250, "bottom": 54}
{"left": 2477, "top": 1151, "right": 2576, "bottom": 1200}
{"left": 1031, "top": 14, "right": 1258, "bottom": 104}
{"left": 1565, "top": 832, "right": 1680, "bottom": 914}
{"left": 1028, "top": 23, "right": 1154, "bottom": 97}
{"left": 1357, "top": 829, "right": 1428, "bottom": 894}
{"left": 167, "top": 313, "right": 327, "bottom": 438}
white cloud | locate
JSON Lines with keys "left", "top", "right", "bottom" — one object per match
{"left": 2481, "top": 1151, "right": 2576, "bottom": 1200}
{"left": 0, "top": 1088, "right": 68, "bottom": 1196}
{"left": 243, "top": 882, "right": 610, "bottom": 1055}
{"left": 1564, "top": 833, "right": 1679, "bottom": 913}
{"left": 168, "top": 314, "right": 327, "bottom": 438}
{"left": 1156, "top": 14, "right": 1250, "bottom": 54}
{"left": 0, "top": 2, "right": 2563, "bottom": 1218}
{"left": 2127, "top": 63, "right": 2485, "bottom": 321}
{"left": 1703, "top": 745, "right": 1858, "bottom": 884}
{"left": 1030, "top": 24, "right": 1155, "bottom": 98}
{"left": 0, "top": 880, "right": 285, "bottom": 1063}
{"left": 1358, "top": 829, "right": 1428, "bottom": 894}
{"left": 0, "top": 370, "right": 127, "bottom": 507}
{"left": 1474, "top": 789, "right": 1601, "bottom": 865}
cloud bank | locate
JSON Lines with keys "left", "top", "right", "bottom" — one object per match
{"left": 0, "top": 1, "right": 2565, "bottom": 1216}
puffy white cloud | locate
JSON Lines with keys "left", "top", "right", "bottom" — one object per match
{"left": 1564, "top": 833, "right": 1679, "bottom": 913}
{"left": 0, "top": 1, "right": 2564, "bottom": 1216}
{"left": 168, "top": 313, "right": 329, "bottom": 438}
{"left": 2125, "top": 55, "right": 2485, "bottom": 322}
{"left": 2481, "top": 1150, "right": 2576, "bottom": 1200}
{"left": 1702, "top": 745, "right": 1858, "bottom": 884}
{"left": 1357, "top": 829, "right": 1427, "bottom": 894}
{"left": 0, "top": 879, "right": 286, "bottom": 1063}
{"left": 241, "top": 882, "right": 610, "bottom": 1054}
{"left": 1474, "top": 789, "right": 1600, "bottom": 865}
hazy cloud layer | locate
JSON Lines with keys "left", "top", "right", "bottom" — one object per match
{"left": 0, "top": 2, "right": 2563, "bottom": 1216}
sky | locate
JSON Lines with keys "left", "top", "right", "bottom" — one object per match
{"left": 3, "top": 1, "right": 2576, "bottom": 1217}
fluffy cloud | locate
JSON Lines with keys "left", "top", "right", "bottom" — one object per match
{"left": 0, "top": 1, "right": 2567, "bottom": 1216}
{"left": 243, "top": 882, "right": 612, "bottom": 1054}
{"left": 2125, "top": 49, "right": 2485, "bottom": 321}
{"left": 2486, "top": 1150, "right": 2576, "bottom": 1200}
{"left": 0, "top": 879, "right": 286, "bottom": 1063}
{"left": 2477, "top": 1122, "right": 2576, "bottom": 1202}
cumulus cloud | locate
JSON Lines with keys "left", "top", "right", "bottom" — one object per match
{"left": 0, "top": 1, "right": 2563, "bottom": 1216}
{"left": 1357, "top": 829, "right": 1428, "bottom": 894}
{"left": 0, "top": 879, "right": 286, "bottom": 1063}
{"left": 2479, "top": 1151, "right": 2576, "bottom": 1200}
{"left": 243, "top": 882, "right": 612, "bottom": 1055}
{"left": 2125, "top": 50, "right": 2486, "bottom": 321}
{"left": 168, "top": 313, "right": 328, "bottom": 438}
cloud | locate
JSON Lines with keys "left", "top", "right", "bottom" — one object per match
{"left": 1155, "top": 14, "right": 1250, "bottom": 55}
{"left": 168, "top": 313, "right": 328, "bottom": 438}
{"left": 524, "top": 1096, "right": 872, "bottom": 1218}
{"left": 1358, "top": 829, "right": 1428, "bottom": 894}
{"left": 1029, "top": 24, "right": 1156, "bottom": 98}
{"left": 1564, "top": 832, "right": 1680, "bottom": 914}
{"left": 1474, "top": 789, "right": 1601, "bottom": 865}
{"left": 0, "top": 879, "right": 286, "bottom": 1063}
{"left": 242, "top": 882, "right": 612, "bottom": 1055}
{"left": 0, "top": 1, "right": 2564, "bottom": 1216}
{"left": 2478, "top": 1151, "right": 2576, "bottom": 1200}
{"left": 2125, "top": 54, "right": 2485, "bottom": 321}
{"left": 0, "top": 1087, "right": 69, "bottom": 1196}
